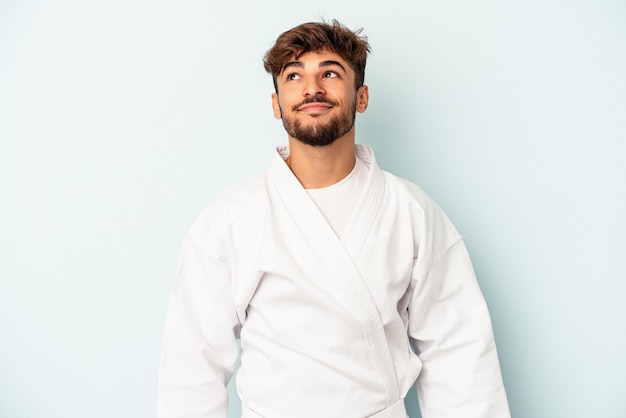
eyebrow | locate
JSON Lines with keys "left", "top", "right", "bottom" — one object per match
{"left": 319, "top": 60, "right": 347, "bottom": 74}
{"left": 282, "top": 61, "right": 304, "bottom": 72}
{"left": 281, "top": 60, "right": 348, "bottom": 74}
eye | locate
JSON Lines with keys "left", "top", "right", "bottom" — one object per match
{"left": 323, "top": 71, "right": 339, "bottom": 78}
{"left": 286, "top": 73, "right": 301, "bottom": 81}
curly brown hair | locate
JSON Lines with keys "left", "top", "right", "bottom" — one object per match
{"left": 263, "top": 20, "right": 371, "bottom": 91}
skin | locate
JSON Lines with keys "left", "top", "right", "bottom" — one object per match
{"left": 271, "top": 50, "right": 369, "bottom": 189}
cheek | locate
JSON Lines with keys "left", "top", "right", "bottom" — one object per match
{"left": 277, "top": 92, "right": 298, "bottom": 112}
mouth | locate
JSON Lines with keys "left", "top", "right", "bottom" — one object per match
{"left": 293, "top": 98, "right": 336, "bottom": 113}
{"left": 297, "top": 102, "right": 333, "bottom": 113}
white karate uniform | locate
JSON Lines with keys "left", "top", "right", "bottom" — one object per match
{"left": 157, "top": 144, "right": 511, "bottom": 418}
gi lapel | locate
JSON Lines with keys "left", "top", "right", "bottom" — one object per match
{"left": 340, "top": 145, "right": 386, "bottom": 257}
{"left": 266, "top": 145, "right": 400, "bottom": 405}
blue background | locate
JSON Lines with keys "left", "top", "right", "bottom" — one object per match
{"left": 1, "top": 1, "right": 625, "bottom": 417}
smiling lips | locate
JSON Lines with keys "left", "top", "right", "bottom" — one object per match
{"left": 293, "top": 98, "right": 336, "bottom": 113}
{"left": 298, "top": 103, "right": 333, "bottom": 113}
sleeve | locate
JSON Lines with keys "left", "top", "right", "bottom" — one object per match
{"left": 157, "top": 234, "right": 241, "bottom": 418}
{"left": 408, "top": 239, "right": 511, "bottom": 418}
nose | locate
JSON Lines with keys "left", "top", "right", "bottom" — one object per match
{"left": 303, "top": 77, "right": 325, "bottom": 97}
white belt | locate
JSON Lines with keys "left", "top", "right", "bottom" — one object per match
{"left": 241, "top": 397, "right": 407, "bottom": 418}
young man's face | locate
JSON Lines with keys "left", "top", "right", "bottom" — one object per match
{"left": 271, "top": 50, "right": 369, "bottom": 147}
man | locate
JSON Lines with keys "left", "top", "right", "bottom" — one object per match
{"left": 158, "top": 20, "right": 511, "bottom": 418}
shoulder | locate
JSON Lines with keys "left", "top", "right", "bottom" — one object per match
{"left": 381, "top": 170, "right": 442, "bottom": 216}
{"left": 358, "top": 144, "right": 444, "bottom": 216}
{"left": 186, "top": 172, "right": 268, "bottom": 250}
{"left": 381, "top": 169, "right": 463, "bottom": 262}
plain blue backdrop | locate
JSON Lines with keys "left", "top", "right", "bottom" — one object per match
{"left": 1, "top": 1, "right": 625, "bottom": 417}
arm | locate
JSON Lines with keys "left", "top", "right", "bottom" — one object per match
{"left": 408, "top": 239, "right": 510, "bottom": 418}
{"left": 157, "top": 234, "right": 240, "bottom": 418}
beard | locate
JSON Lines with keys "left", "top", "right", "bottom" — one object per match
{"left": 280, "top": 96, "right": 357, "bottom": 147}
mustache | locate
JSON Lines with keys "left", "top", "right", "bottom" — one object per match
{"left": 291, "top": 96, "right": 338, "bottom": 111}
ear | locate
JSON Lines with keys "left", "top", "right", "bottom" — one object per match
{"left": 271, "top": 93, "right": 282, "bottom": 119}
{"left": 356, "top": 85, "right": 369, "bottom": 113}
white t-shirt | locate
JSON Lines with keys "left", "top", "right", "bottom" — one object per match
{"left": 306, "top": 157, "right": 369, "bottom": 237}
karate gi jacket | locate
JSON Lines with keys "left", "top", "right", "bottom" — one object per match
{"left": 157, "top": 145, "right": 511, "bottom": 418}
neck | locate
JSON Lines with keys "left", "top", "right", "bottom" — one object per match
{"left": 285, "top": 132, "right": 356, "bottom": 189}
